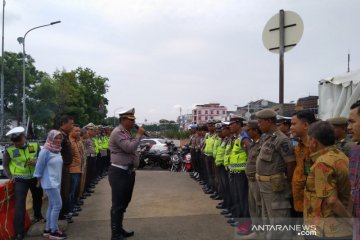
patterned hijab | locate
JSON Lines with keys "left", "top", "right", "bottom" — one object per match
{"left": 44, "top": 130, "right": 62, "bottom": 153}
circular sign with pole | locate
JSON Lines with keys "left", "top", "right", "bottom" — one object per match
{"left": 262, "top": 10, "right": 304, "bottom": 105}
{"left": 263, "top": 11, "right": 304, "bottom": 54}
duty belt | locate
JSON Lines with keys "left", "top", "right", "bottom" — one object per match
{"left": 111, "top": 163, "right": 135, "bottom": 172}
{"left": 255, "top": 173, "right": 286, "bottom": 182}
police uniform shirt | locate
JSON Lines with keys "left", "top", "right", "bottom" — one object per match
{"left": 256, "top": 130, "right": 296, "bottom": 176}
{"left": 109, "top": 124, "right": 141, "bottom": 167}
{"left": 336, "top": 137, "right": 356, "bottom": 157}
{"left": 245, "top": 139, "right": 262, "bottom": 177}
{"left": 84, "top": 138, "right": 96, "bottom": 157}
{"left": 189, "top": 133, "right": 198, "bottom": 149}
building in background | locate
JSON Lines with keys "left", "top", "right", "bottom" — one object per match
{"left": 295, "top": 96, "right": 319, "bottom": 115}
{"left": 192, "top": 103, "right": 227, "bottom": 125}
{"left": 234, "top": 99, "right": 278, "bottom": 119}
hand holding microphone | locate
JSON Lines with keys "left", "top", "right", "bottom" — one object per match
{"left": 134, "top": 124, "right": 149, "bottom": 137}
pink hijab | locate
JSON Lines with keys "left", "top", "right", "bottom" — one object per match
{"left": 44, "top": 130, "right": 62, "bottom": 153}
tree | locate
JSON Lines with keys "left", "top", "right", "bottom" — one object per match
{"left": 27, "top": 74, "right": 58, "bottom": 134}
{"left": 52, "top": 70, "right": 87, "bottom": 127}
{"left": 1, "top": 51, "right": 110, "bottom": 137}
{"left": 2, "top": 51, "right": 44, "bottom": 125}
{"left": 76, "top": 67, "right": 109, "bottom": 125}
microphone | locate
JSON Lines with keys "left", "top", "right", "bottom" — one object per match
{"left": 134, "top": 124, "right": 149, "bottom": 137}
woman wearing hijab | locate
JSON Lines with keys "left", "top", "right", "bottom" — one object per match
{"left": 34, "top": 130, "right": 67, "bottom": 240}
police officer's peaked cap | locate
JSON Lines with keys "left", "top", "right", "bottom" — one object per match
{"left": 119, "top": 108, "right": 136, "bottom": 120}
{"left": 222, "top": 121, "right": 230, "bottom": 127}
{"left": 6, "top": 126, "right": 25, "bottom": 140}
{"left": 229, "top": 114, "right": 245, "bottom": 124}
{"left": 327, "top": 116, "right": 348, "bottom": 126}
{"left": 276, "top": 115, "right": 292, "bottom": 124}
{"left": 84, "top": 122, "right": 96, "bottom": 130}
{"left": 255, "top": 109, "right": 277, "bottom": 119}
{"left": 215, "top": 123, "right": 222, "bottom": 129}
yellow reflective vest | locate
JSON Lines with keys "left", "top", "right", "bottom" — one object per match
{"left": 93, "top": 137, "right": 100, "bottom": 155}
{"left": 212, "top": 136, "right": 222, "bottom": 159}
{"left": 228, "top": 137, "right": 248, "bottom": 172}
{"left": 7, "top": 142, "right": 39, "bottom": 179}
{"left": 223, "top": 138, "right": 234, "bottom": 168}
{"left": 204, "top": 134, "right": 216, "bottom": 157}
{"left": 215, "top": 139, "right": 226, "bottom": 166}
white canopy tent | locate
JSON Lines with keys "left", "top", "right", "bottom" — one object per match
{"left": 318, "top": 69, "right": 360, "bottom": 120}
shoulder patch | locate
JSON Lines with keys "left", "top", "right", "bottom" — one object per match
{"left": 281, "top": 142, "right": 290, "bottom": 154}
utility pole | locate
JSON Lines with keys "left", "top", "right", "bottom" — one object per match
{"left": 0, "top": 0, "right": 5, "bottom": 139}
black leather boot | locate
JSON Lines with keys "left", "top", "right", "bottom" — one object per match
{"left": 120, "top": 212, "right": 134, "bottom": 238}
{"left": 111, "top": 209, "right": 124, "bottom": 240}
{"left": 121, "top": 228, "right": 134, "bottom": 238}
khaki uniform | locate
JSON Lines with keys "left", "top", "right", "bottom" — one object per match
{"left": 245, "top": 138, "right": 262, "bottom": 226}
{"left": 256, "top": 130, "right": 295, "bottom": 239}
{"left": 304, "top": 146, "right": 352, "bottom": 238}
{"left": 336, "top": 137, "right": 356, "bottom": 157}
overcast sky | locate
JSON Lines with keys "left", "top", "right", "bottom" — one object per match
{"left": 4, "top": 0, "right": 360, "bottom": 123}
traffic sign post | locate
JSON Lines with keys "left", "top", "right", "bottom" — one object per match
{"left": 263, "top": 10, "right": 304, "bottom": 104}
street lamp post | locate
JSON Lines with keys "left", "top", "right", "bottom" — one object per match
{"left": 0, "top": 0, "right": 5, "bottom": 140}
{"left": 17, "top": 20, "right": 61, "bottom": 127}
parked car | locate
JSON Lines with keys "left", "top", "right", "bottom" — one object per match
{"left": 139, "top": 138, "right": 167, "bottom": 152}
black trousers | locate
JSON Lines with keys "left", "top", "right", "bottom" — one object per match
{"left": 108, "top": 166, "right": 136, "bottom": 214}
{"left": 190, "top": 149, "right": 198, "bottom": 173}
{"left": 59, "top": 167, "right": 70, "bottom": 218}
{"left": 218, "top": 166, "right": 231, "bottom": 209}
{"left": 231, "top": 171, "right": 250, "bottom": 218}
{"left": 95, "top": 153, "right": 105, "bottom": 178}
{"left": 198, "top": 153, "right": 207, "bottom": 181}
{"left": 204, "top": 156, "right": 215, "bottom": 191}
{"left": 85, "top": 156, "right": 96, "bottom": 189}
{"left": 14, "top": 178, "right": 43, "bottom": 236}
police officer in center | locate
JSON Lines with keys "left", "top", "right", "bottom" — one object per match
{"left": 255, "top": 109, "right": 296, "bottom": 239}
{"left": 2, "top": 127, "right": 43, "bottom": 240}
{"left": 108, "top": 108, "right": 145, "bottom": 240}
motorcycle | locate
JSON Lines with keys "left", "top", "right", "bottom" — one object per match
{"left": 138, "top": 143, "right": 170, "bottom": 169}
{"left": 170, "top": 146, "right": 182, "bottom": 172}
{"left": 180, "top": 145, "right": 192, "bottom": 172}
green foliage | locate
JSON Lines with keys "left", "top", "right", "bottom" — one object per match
{"left": 2, "top": 51, "right": 45, "bottom": 125}
{"left": 2, "top": 51, "right": 109, "bottom": 137}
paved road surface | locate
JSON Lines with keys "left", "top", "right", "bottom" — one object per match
{"left": 27, "top": 170, "right": 236, "bottom": 240}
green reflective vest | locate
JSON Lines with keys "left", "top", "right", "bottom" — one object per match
{"left": 229, "top": 137, "right": 247, "bottom": 172}
{"left": 212, "top": 136, "right": 222, "bottom": 159}
{"left": 7, "top": 142, "right": 39, "bottom": 179}
{"left": 223, "top": 139, "right": 233, "bottom": 168}
{"left": 102, "top": 136, "right": 109, "bottom": 150}
{"left": 204, "top": 134, "right": 215, "bottom": 156}
{"left": 93, "top": 137, "right": 100, "bottom": 154}
{"left": 215, "top": 139, "right": 226, "bottom": 166}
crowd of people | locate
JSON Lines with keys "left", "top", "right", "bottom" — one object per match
{"left": 2, "top": 116, "right": 113, "bottom": 240}
{"left": 4, "top": 101, "right": 360, "bottom": 240}
{"left": 188, "top": 100, "right": 360, "bottom": 240}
